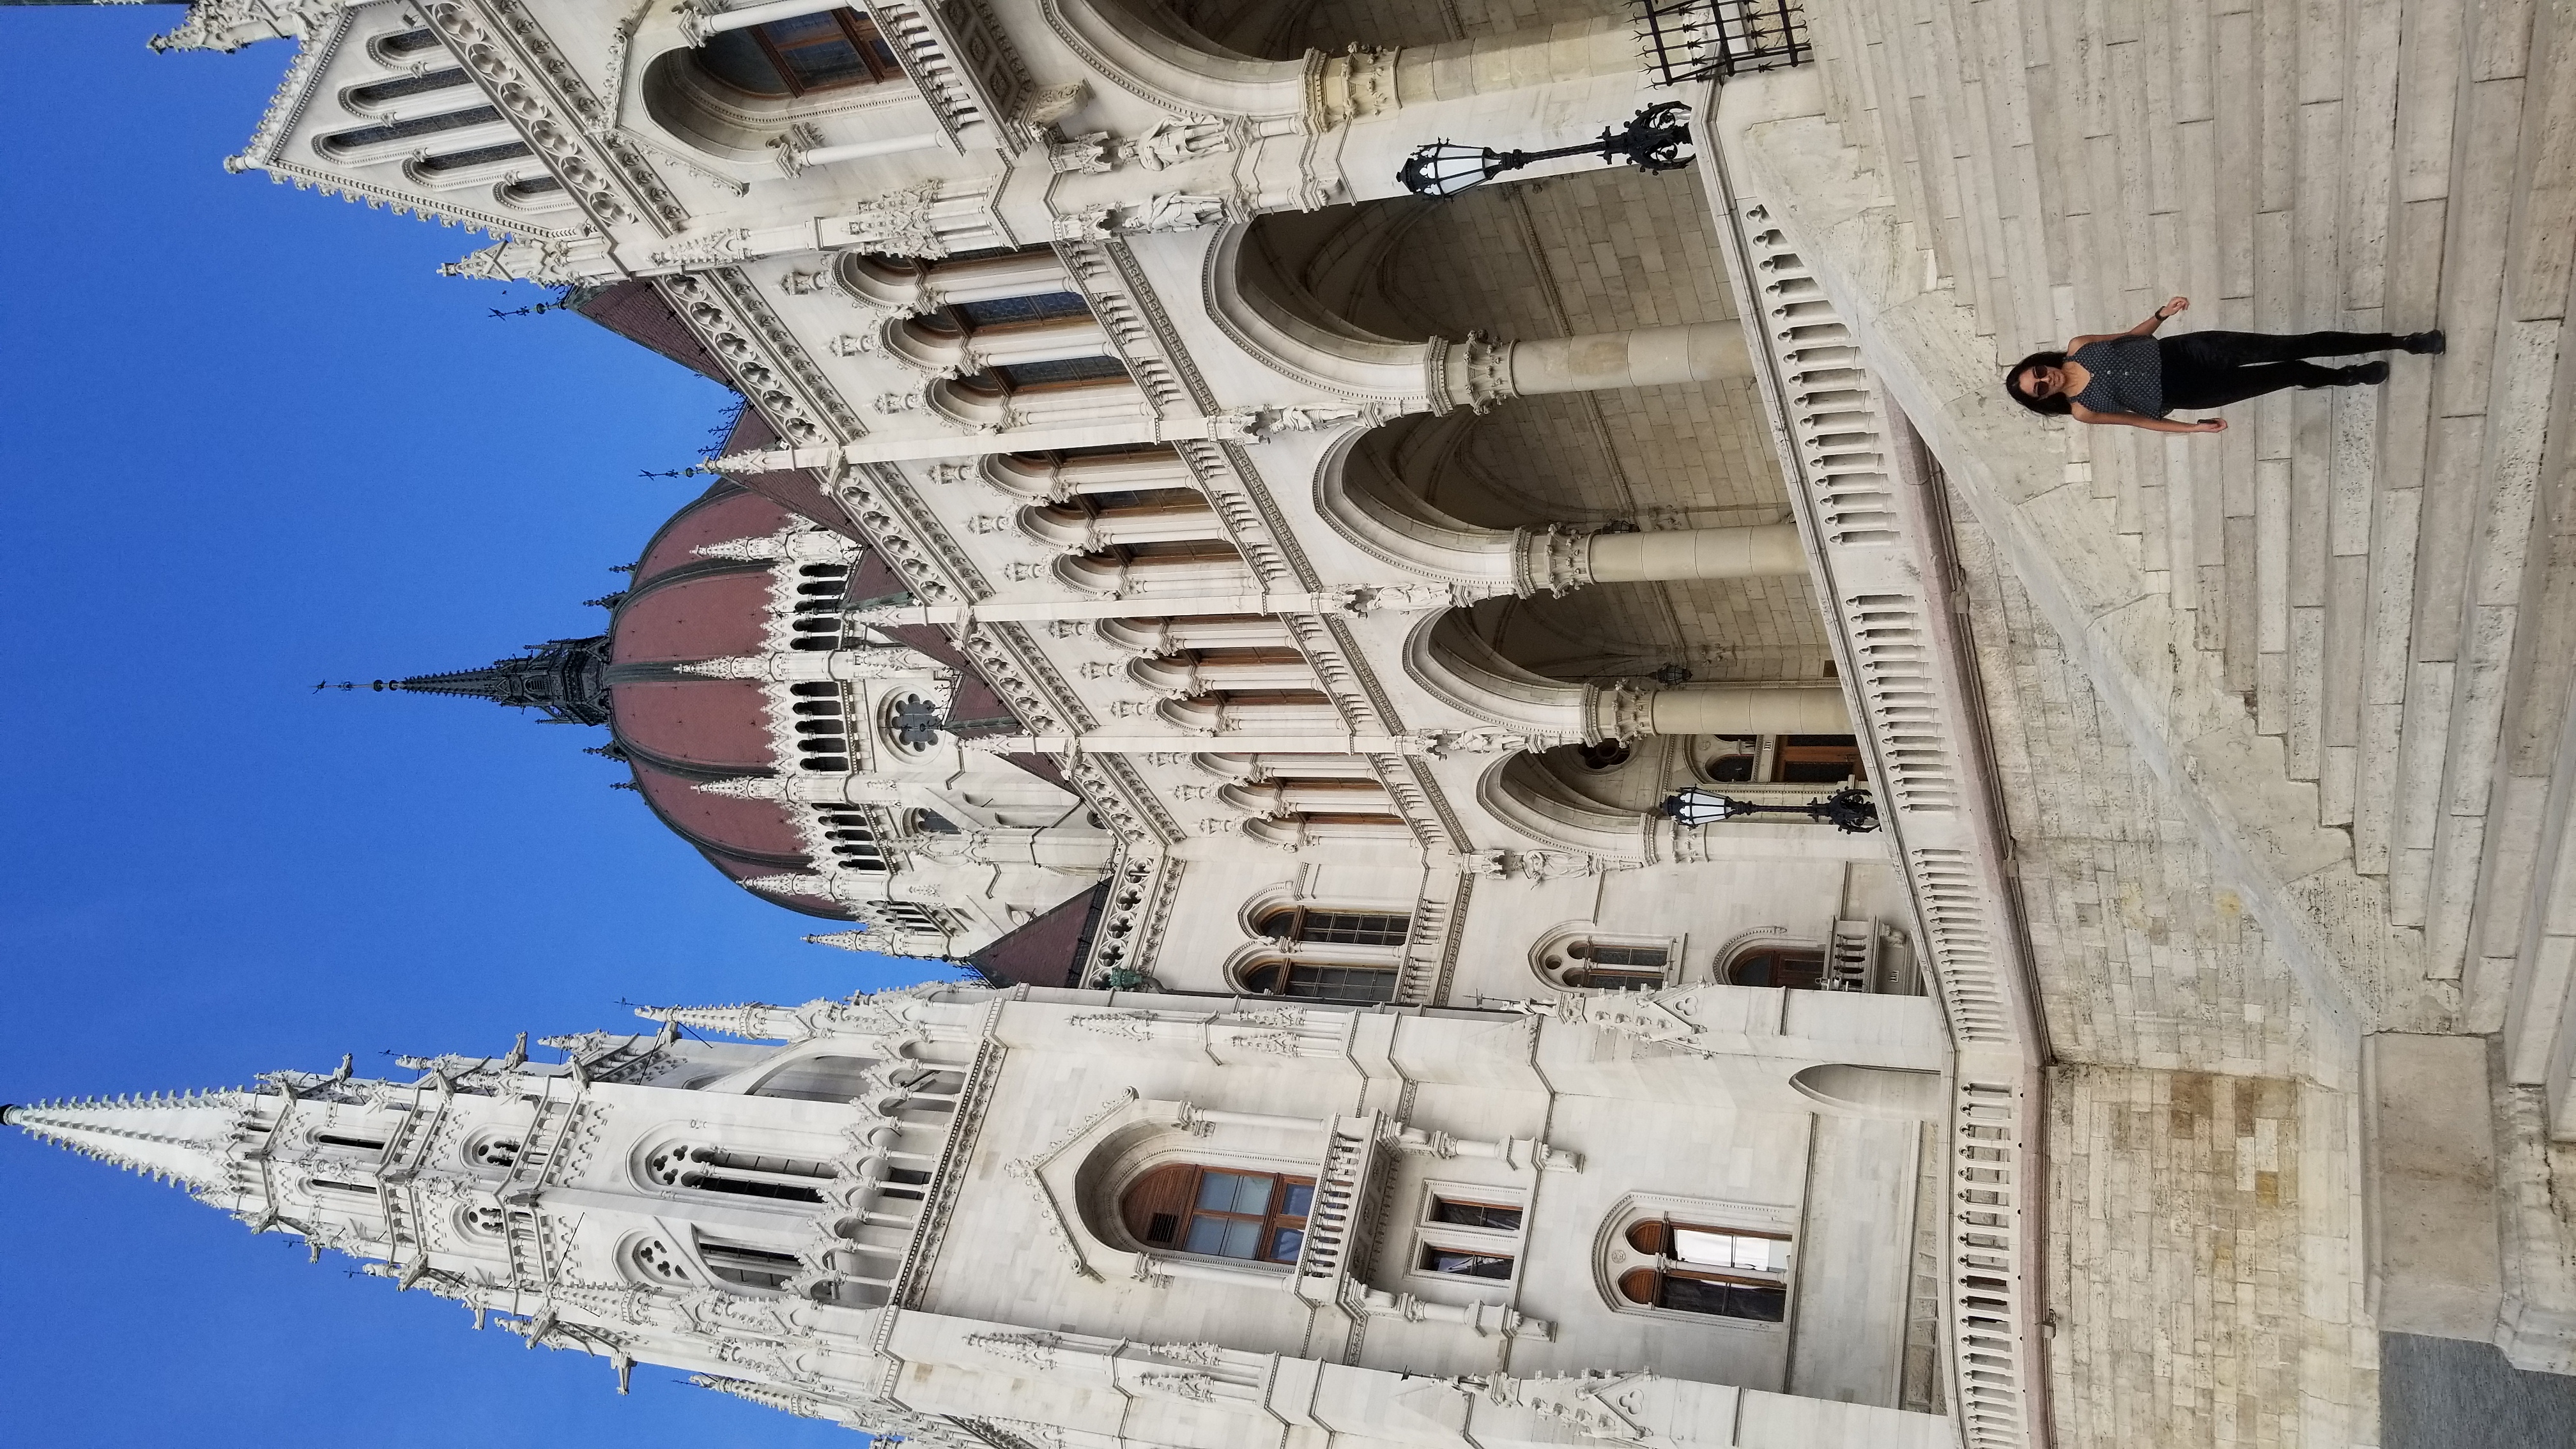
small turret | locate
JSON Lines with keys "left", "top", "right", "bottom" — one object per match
{"left": 2, "top": 1089, "right": 273, "bottom": 1208}
{"left": 372, "top": 636, "right": 611, "bottom": 726}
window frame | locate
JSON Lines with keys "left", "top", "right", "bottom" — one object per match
{"left": 1536, "top": 926, "right": 1682, "bottom": 993}
{"left": 1722, "top": 944, "right": 1831, "bottom": 990}
{"left": 1409, "top": 1182, "right": 1528, "bottom": 1286}
{"left": 746, "top": 8, "right": 901, "bottom": 95}
{"left": 1609, "top": 1213, "right": 1795, "bottom": 1326}
{"left": 1120, "top": 1163, "right": 1316, "bottom": 1267}
{"left": 1255, "top": 905, "right": 1411, "bottom": 949}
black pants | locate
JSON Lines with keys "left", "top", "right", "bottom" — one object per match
{"left": 2158, "top": 330, "right": 2406, "bottom": 410}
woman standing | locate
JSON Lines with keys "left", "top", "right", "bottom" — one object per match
{"left": 2004, "top": 296, "right": 2442, "bottom": 433}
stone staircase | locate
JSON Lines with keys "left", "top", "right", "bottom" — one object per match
{"left": 1766, "top": 0, "right": 2576, "bottom": 1039}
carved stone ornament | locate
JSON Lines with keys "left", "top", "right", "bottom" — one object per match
{"left": 1070, "top": 1010, "right": 1154, "bottom": 1041}
{"left": 1054, "top": 191, "right": 1240, "bottom": 241}
{"left": 1118, "top": 116, "right": 1234, "bottom": 172}
{"left": 1138, "top": 1371, "right": 1216, "bottom": 1402}
{"left": 650, "top": 227, "right": 756, "bottom": 270}
{"left": 967, "top": 1331, "right": 1063, "bottom": 1372}
{"left": 1222, "top": 402, "right": 1374, "bottom": 442}
{"left": 1350, "top": 581, "right": 1469, "bottom": 613}
{"left": 419, "top": 0, "right": 642, "bottom": 227}
{"left": 439, "top": 237, "right": 608, "bottom": 286}
{"left": 1046, "top": 131, "right": 1115, "bottom": 175}
{"left": 1514, "top": 523, "right": 1597, "bottom": 598}
{"left": 1407, "top": 726, "right": 1544, "bottom": 756}
{"left": 835, "top": 181, "right": 946, "bottom": 259}
{"left": 150, "top": 0, "right": 346, "bottom": 54}
{"left": 1018, "top": 80, "right": 1091, "bottom": 129}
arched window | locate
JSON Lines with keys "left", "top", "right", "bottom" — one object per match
{"left": 1256, "top": 907, "right": 1407, "bottom": 947}
{"left": 1120, "top": 1163, "right": 1313, "bottom": 1264}
{"left": 812, "top": 806, "right": 887, "bottom": 873}
{"left": 318, "top": 105, "right": 503, "bottom": 158}
{"left": 630, "top": 1236, "right": 692, "bottom": 1283}
{"left": 1549, "top": 940, "right": 1670, "bottom": 992}
{"left": 1240, "top": 904, "right": 1407, "bottom": 1003}
{"left": 457, "top": 1204, "right": 507, "bottom": 1241}
{"left": 751, "top": 1054, "right": 878, "bottom": 1103}
{"left": 466, "top": 1132, "right": 523, "bottom": 1170}
{"left": 643, "top": 1142, "right": 839, "bottom": 1204}
{"left": 697, "top": 10, "right": 900, "bottom": 97}
{"left": 1238, "top": 960, "right": 1398, "bottom": 1002}
{"left": 346, "top": 68, "right": 472, "bottom": 110}
{"left": 312, "top": 1131, "right": 386, "bottom": 1153}
{"left": 1616, "top": 1218, "right": 1790, "bottom": 1322}
{"left": 1726, "top": 946, "right": 1828, "bottom": 990}
{"left": 1705, "top": 751, "right": 1755, "bottom": 781}
{"left": 697, "top": 1233, "right": 802, "bottom": 1291}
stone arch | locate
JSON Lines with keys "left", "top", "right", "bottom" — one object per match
{"left": 1040, "top": 0, "right": 1310, "bottom": 118}
{"left": 1312, "top": 414, "right": 1527, "bottom": 586}
{"left": 1210, "top": 220, "right": 1440, "bottom": 400}
{"left": 1406, "top": 610, "right": 1592, "bottom": 739}
{"left": 637, "top": 34, "right": 915, "bottom": 165}
{"left": 1477, "top": 755, "right": 1645, "bottom": 860}
{"left": 1787, "top": 1064, "right": 1943, "bottom": 1121}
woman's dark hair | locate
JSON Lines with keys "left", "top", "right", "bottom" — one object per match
{"left": 2004, "top": 350, "right": 2073, "bottom": 415}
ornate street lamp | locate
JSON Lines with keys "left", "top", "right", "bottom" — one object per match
{"left": 1659, "top": 785, "right": 1880, "bottom": 834}
{"left": 1398, "top": 101, "right": 1696, "bottom": 199}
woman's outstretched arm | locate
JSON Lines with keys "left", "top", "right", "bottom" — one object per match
{"left": 2070, "top": 296, "right": 2191, "bottom": 351}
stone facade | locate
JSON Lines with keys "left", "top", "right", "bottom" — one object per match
{"left": 6, "top": 980, "right": 1961, "bottom": 1448}
{"left": 7, "top": 0, "right": 2068, "bottom": 1446}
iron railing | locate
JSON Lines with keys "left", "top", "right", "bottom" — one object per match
{"left": 1632, "top": 0, "right": 1809, "bottom": 85}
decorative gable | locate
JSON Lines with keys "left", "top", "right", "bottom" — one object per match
{"left": 227, "top": 0, "right": 592, "bottom": 240}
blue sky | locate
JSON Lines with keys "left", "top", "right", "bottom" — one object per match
{"left": 0, "top": 12, "right": 926, "bottom": 1444}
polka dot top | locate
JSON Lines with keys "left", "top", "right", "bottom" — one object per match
{"left": 2070, "top": 337, "right": 2166, "bottom": 417}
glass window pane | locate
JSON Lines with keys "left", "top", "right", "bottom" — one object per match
{"left": 1183, "top": 1216, "right": 1230, "bottom": 1255}
{"left": 1228, "top": 1174, "right": 1275, "bottom": 1215}
{"left": 1280, "top": 1183, "right": 1315, "bottom": 1218}
{"left": 1432, "top": 1199, "right": 1523, "bottom": 1232}
{"left": 1672, "top": 1227, "right": 1788, "bottom": 1273}
{"left": 1217, "top": 1218, "right": 1262, "bottom": 1259}
{"left": 1267, "top": 1227, "right": 1305, "bottom": 1262}
{"left": 780, "top": 37, "right": 865, "bottom": 88}
{"left": 1658, "top": 1275, "right": 1736, "bottom": 1315}
{"left": 1197, "top": 1172, "right": 1252, "bottom": 1212}
{"left": 954, "top": 292, "right": 1092, "bottom": 328}
{"left": 1421, "top": 1248, "right": 1514, "bottom": 1280}
{"left": 760, "top": 12, "right": 845, "bottom": 41}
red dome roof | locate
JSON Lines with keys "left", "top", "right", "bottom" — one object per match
{"left": 630, "top": 762, "right": 809, "bottom": 859}
{"left": 611, "top": 568, "right": 775, "bottom": 664}
{"left": 609, "top": 678, "right": 774, "bottom": 775}
{"left": 631, "top": 487, "right": 801, "bottom": 586}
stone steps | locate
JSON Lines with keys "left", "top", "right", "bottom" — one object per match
{"left": 1802, "top": 0, "right": 2575, "bottom": 1006}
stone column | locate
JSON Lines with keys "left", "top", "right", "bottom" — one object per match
{"left": 1514, "top": 521, "right": 1804, "bottom": 594}
{"left": 681, "top": 0, "right": 841, "bottom": 42}
{"left": 775, "top": 130, "right": 948, "bottom": 178}
{"left": 1436, "top": 323, "right": 1753, "bottom": 413}
{"left": 1595, "top": 683, "right": 1851, "bottom": 739}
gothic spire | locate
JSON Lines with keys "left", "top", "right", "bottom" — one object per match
{"left": 373, "top": 636, "right": 611, "bottom": 726}
{"left": 2, "top": 1090, "right": 266, "bottom": 1200}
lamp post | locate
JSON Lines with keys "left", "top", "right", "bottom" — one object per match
{"left": 1659, "top": 785, "right": 1880, "bottom": 834}
{"left": 1398, "top": 101, "right": 1695, "bottom": 199}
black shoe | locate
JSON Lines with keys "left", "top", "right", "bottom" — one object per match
{"left": 2403, "top": 330, "right": 2446, "bottom": 355}
{"left": 2344, "top": 361, "right": 2391, "bottom": 385}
